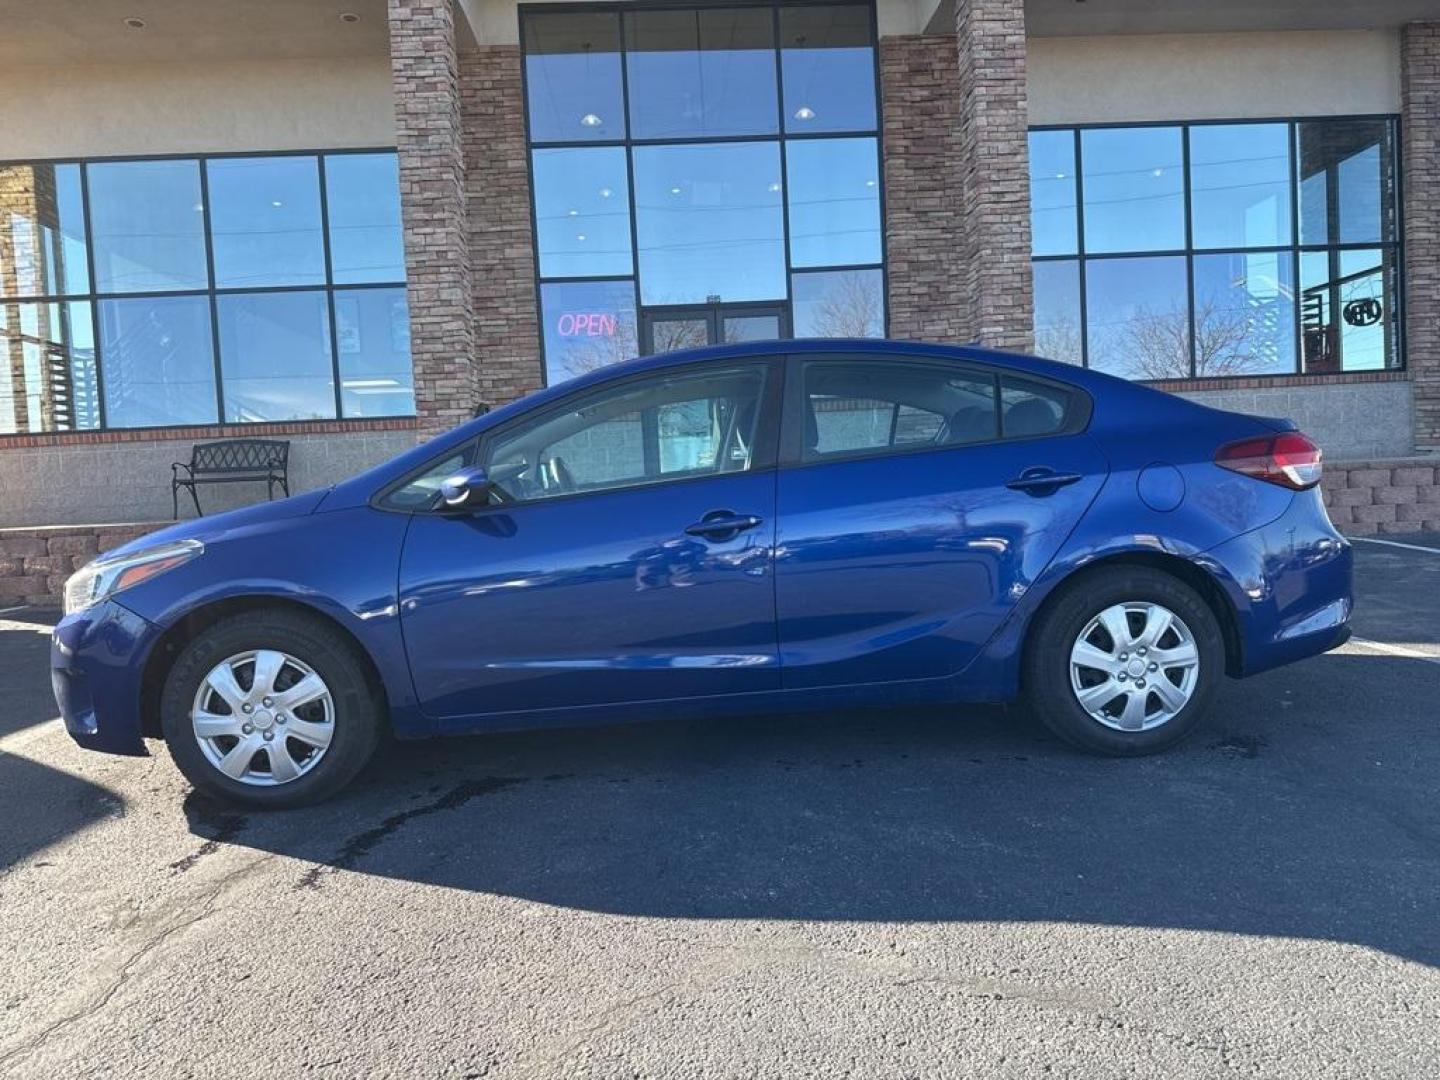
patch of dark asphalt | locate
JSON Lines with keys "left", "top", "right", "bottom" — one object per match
{"left": 1209, "top": 733, "right": 1266, "bottom": 759}
{"left": 295, "top": 776, "right": 527, "bottom": 890}
{"left": 170, "top": 798, "right": 248, "bottom": 874}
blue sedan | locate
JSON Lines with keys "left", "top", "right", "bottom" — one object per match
{"left": 51, "top": 340, "right": 1352, "bottom": 808}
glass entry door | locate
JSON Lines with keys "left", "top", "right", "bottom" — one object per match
{"left": 642, "top": 304, "right": 787, "bottom": 355}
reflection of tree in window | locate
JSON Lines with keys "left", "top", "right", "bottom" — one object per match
{"left": 808, "top": 271, "right": 882, "bottom": 337}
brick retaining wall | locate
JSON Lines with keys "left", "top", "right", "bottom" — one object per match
{"left": 0, "top": 524, "right": 156, "bottom": 609}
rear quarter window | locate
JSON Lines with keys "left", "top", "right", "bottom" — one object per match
{"left": 1000, "top": 375, "right": 1086, "bottom": 439}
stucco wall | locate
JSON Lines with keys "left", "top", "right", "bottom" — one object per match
{"left": 0, "top": 56, "right": 395, "bottom": 160}
{"left": 1029, "top": 30, "right": 1401, "bottom": 125}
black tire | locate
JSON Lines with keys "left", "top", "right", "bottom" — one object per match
{"left": 1022, "top": 566, "right": 1225, "bottom": 756}
{"left": 160, "top": 609, "right": 382, "bottom": 809}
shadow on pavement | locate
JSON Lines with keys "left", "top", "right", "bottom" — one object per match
{"left": 191, "top": 650, "right": 1440, "bottom": 969}
{"left": 0, "top": 610, "right": 127, "bottom": 871}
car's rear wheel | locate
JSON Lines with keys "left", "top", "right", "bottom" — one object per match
{"left": 1022, "top": 566, "right": 1224, "bottom": 755}
{"left": 160, "top": 610, "right": 382, "bottom": 808}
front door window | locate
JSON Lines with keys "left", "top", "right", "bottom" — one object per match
{"left": 642, "top": 304, "right": 787, "bottom": 354}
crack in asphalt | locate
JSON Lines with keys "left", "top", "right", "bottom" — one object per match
{"left": 0, "top": 852, "right": 276, "bottom": 1073}
{"left": 294, "top": 777, "right": 527, "bottom": 890}
{"left": 168, "top": 811, "right": 247, "bottom": 875}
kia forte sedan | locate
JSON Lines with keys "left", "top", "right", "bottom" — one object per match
{"left": 52, "top": 340, "right": 1352, "bottom": 808}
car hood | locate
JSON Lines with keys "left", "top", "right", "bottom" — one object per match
{"left": 99, "top": 489, "right": 332, "bottom": 561}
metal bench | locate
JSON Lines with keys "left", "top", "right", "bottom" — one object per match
{"left": 172, "top": 439, "right": 290, "bottom": 519}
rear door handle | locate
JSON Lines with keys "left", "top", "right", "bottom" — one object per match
{"left": 1006, "top": 468, "right": 1083, "bottom": 495}
{"left": 684, "top": 511, "right": 764, "bottom": 541}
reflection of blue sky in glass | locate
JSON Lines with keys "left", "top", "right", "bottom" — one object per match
{"left": 99, "top": 295, "right": 217, "bottom": 428}
{"left": 634, "top": 142, "right": 784, "bottom": 304}
{"left": 88, "top": 160, "right": 209, "bottom": 293}
{"left": 541, "top": 279, "right": 638, "bottom": 384}
{"left": 626, "top": 9, "right": 777, "bottom": 139}
{"left": 786, "top": 137, "right": 880, "bottom": 267}
{"left": 1189, "top": 124, "right": 1291, "bottom": 250}
{"left": 1085, "top": 255, "right": 1189, "bottom": 378}
{"left": 524, "top": 13, "right": 625, "bottom": 143}
{"left": 217, "top": 291, "right": 335, "bottom": 421}
{"left": 1081, "top": 127, "right": 1184, "bottom": 254}
{"left": 1032, "top": 259, "right": 1081, "bottom": 364}
{"left": 533, "top": 148, "right": 633, "bottom": 278}
{"left": 780, "top": 5, "right": 875, "bottom": 134}
{"left": 336, "top": 287, "right": 414, "bottom": 418}
{"left": 1192, "top": 251, "right": 1295, "bottom": 375}
{"left": 325, "top": 153, "right": 406, "bottom": 284}
{"left": 1339, "top": 144, "right": 1382, "bottom": 245}
{"left": 208, "top": 156, "right": 325, "bottom": 288}
{"left": 791, "top": 268, "right": 883, "bottom": 337}
{"left": 1028, "top": 131, "right": 1077, "bottom": 257}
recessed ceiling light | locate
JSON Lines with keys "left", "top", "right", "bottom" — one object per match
{"left": 598, "top": 187, "right": 613, "bottom": 198}
{"left": 192, "top": 202, "right": 204, "bottom": 213}
{"left": 339, "top": 12, "right": 360, "bottom": 23}
{"left": 864, "top": 179, "right": 876, "bottom": 188}
{"left": 124, "top": 16, "right": 146, "bottom": 29}
{"left": 580, "top": 113, "right": 602, "bottom": 127}
{"left": 1055, "top": 171, "right": 1067, "bottom": 180}
{"left": 576, "top": 234, "right": 587, "bottom": 241}
{"left": 793, "top": 106, "right": 816, "bottom": 121}
{"left": 567, "top": 208, "right": 579, "bottom": 217}
{"left": 669, "top": 186, "right": 682, "bottom": 196}
{"left": 271, "top": 200, "right": 284, "bottom": 208}
{"left": 1152, "top": 167, "right": 1164, "bottom": 177}
{"left": 767, "top": 182, "right": 782, "bottom": 193}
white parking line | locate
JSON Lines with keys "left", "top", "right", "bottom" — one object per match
{"left": 1347, "top": 636, "right": 1440, "bottom": 665}
{"left": 1348, "top": 536, "right": 1440, "bottom": 555}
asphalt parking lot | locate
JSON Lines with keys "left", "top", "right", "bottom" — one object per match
{"left": 1, "top": 537, "right": 1437, "bottom": 1079}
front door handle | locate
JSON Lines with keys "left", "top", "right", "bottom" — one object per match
{"left": 684, "top": 511, "right": 764, "bottom": 541}
{"left": 1006, "top": 468, "right": 1083, "bottom": 496}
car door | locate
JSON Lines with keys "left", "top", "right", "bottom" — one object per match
{"left": 395, "top": 359, "right": 782, "bottom": 724}
{"left": 773, "top": 354, "right": 1108, "bottom": 690}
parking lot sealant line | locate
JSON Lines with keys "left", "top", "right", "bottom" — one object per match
{"left": 1348, "top": 536, "right": 1440, "bottom": 555}
{"left": 1347, "top": 637, "right": 1440, "bottom": 665}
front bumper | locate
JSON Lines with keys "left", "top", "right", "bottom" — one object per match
{"left": 1201, "top": 489, "right": 1353, "bottom": 678}
{"left": 50, "top": 600, "right": 160, "bottom": 756}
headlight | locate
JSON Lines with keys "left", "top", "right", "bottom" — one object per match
{"left": 63, "top": 539, "right": 204, "bottom": 615}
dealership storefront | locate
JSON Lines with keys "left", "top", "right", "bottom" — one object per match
{"left": 2, "top": 0, "right": 1438, "bottom": 575}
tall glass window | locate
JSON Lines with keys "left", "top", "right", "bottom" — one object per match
{"left": 0, "top": 149, "right": 409, "bottom": 434}
{"left": 1031, "top": 117, "right": 1401, "bottom": 378}
{"left": 522, "top": 1, "right": 885, "bottom": 385}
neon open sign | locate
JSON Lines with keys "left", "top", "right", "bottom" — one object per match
{"left": 556, "top": 312, "right": 617, "bottom": 337}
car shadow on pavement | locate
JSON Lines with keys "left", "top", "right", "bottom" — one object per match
{"left": 0, "top": 611, "right": 128, "bottom": 871}
{"left": 187, "top": 651, "right": 1440, "bottom": 969}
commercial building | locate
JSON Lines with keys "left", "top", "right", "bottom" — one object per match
{"left": 2, "top": 0, "right": 1439, "bottom": 557}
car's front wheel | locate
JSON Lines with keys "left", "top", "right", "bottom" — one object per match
{"left": 160, "top": 610, "right": 382, "bottom": 808}
{"left": 1022, "top": 566, "right": 1225, "bottom": 755}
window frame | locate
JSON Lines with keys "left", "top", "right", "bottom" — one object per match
{"left": 518, "top": 0, "right": 889, "bottom": 387}
{"left": 0, "top": 146, "right": 409, "bottom": 435}
{"left": 778, "top": 353, "right": 1093, "bottom": 468}
{"left": 377, "top": 355, "right": 784, "bottom": 514}
{"left": 1029, "top": 114, "right": 1404, "bottom": 381}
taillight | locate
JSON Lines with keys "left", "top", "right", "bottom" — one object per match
{"left": 1215, "top": 432, "right": 1323, "bottom": 490}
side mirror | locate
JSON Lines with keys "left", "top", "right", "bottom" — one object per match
{"left": 437, "top": 465, "right": 492, "bottom": 510}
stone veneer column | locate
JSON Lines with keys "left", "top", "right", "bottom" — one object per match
{"left": 880, "top": 37, "right": 968, "bottom": 344}
{"left": 1402, "top": 23, "right": 1440, "bottom": 449}
{"left": 459, "top": 46, "right": 543, "bottom": 407}
{"left": 952, "top": 0, "right": 1033, "bottom": 351}
{"left": 388, "top": 0, "right": 476, "bottom": 439}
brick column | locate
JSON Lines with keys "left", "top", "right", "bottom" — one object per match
{"left": 880, "top": 37, "right": 967, "bottom": 344}
{"left": 388, "top": 0, "right": 476, "bottom": 439}
{"left": 460, "top": 46, "right": 543, "bottom": 408}
{"left": 953, "top": 0, "right": 1033, "bottom": 352}
{"left": 1402, "top": 23, "right": 1440, "bottom": 449}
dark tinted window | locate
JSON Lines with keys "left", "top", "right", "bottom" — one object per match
{"left": 999, "top": 375, "right": 1077, "bottom": 439}
{"left": 800, "top": 359, "right": 999, "bottom": 460}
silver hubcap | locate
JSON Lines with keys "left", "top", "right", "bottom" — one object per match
{"left": 1069, "top": 602, "right": 1200, "bottom": 732}
{"left": 192, "top": 650, "right": 335, "bottom": 787}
